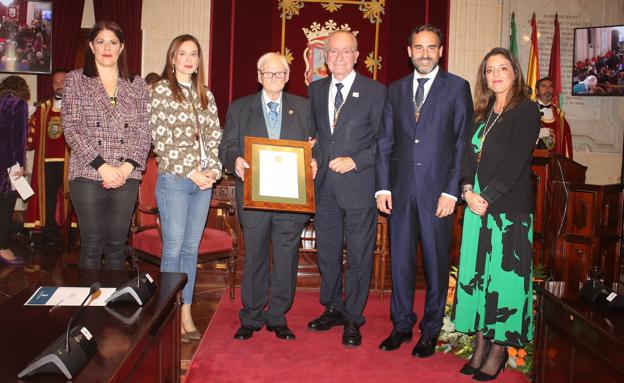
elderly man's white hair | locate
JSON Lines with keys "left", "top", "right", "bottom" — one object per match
{"left": 256, "top": 52, "right": 289, "bottom": 72}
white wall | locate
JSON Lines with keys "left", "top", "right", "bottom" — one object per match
{"left": 141, "top": 0, "right": 212, "bottom": 79}
{"left": 448, "top": 0, "right": 624, "bottom": 184}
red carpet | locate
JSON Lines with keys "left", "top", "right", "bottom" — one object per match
{"left": 186, "top": 290, "right": 529, "bottom": 383}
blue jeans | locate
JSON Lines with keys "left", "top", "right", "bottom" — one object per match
{"left": 156, "top": 174, "right": 212, "bottom": 304}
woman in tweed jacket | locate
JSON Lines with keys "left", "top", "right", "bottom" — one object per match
{"left": 149, "top": 34, "right": 222, "bottom": 341}
{"left": 63, "top": 21, "right": 151, "bottom": 270}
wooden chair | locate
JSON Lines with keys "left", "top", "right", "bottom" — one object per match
{"left": 129, "top": 156, "right": 239, "bottom": 301}
{"left": 372, "top": 215, "right": 390, "bottom": 300}
{"left": 299, "top": 214, "right": 389, "bottom": 299}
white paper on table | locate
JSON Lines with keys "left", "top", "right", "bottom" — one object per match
{"left": 7, "top": 162, "right": 34, "bottom": 200}
{"left": 258, "top": 149, "right": 299, "bottom": 199}
{"left": 24, "top": 286, "right": 117, "bottom": 306}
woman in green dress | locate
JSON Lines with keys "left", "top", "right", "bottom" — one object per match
{"left": 451, "top": 47, "right": 540, "bottom": 381}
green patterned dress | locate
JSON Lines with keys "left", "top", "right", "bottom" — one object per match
{"left": 451, "top": 123, "right": 533, "bottom": 348}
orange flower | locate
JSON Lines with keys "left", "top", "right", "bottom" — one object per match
{"left": 516, "top": 357, "right": 525, "bottom": 366}
{"left": 446, "top": 286, "right": 456, "bottom": 305}
{"left": 507, "top": 347, "right": 517, "bottom": 357}
{"left": 517, "top": 349, "right": 527, "bottom": 358}
{"left": 448, "top": 275, "right": 457, "bottom": 287}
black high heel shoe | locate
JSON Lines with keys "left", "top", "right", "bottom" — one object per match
{"left": 459, "top": 362, "right": 481, "bottom": 375}
{"left": 460, "top": 338, "right": 491, "bottom": 375}
{"left": 472, "top": 353, "right": 507, "bottom": 381}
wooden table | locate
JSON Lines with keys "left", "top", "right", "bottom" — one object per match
{"left": 0, "top": 270, "right": 186, "bottom": 383}
{"left": 534, "top": 281, "right": 624, "bottom": 383}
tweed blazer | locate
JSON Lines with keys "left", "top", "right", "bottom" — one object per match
{"left": 63, "top": 69, "right": 151, "bottom": 182}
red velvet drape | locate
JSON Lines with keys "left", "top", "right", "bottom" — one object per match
{"left": 93, "top": 0, "right": 143, "bottom": 77}
{"left": 36, "top": 0, "right": 86, "bottom": 102}
{"left": 209, "top": 0, "right": 451, "bottom": 121}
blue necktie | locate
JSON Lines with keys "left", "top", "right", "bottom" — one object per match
{"left": 334, "top": 83, "right": 344, "bottom": 111}
{"left": 332, "top": 83, "right": 344, "bottom": 132}
{"left": 267, "top": 101, "right": 278, "bottom": 122}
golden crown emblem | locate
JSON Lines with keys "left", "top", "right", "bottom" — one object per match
{"left": 302, "top": 20, "right": 358, "bottom": 41}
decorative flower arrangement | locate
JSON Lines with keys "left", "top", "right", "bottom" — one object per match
{"left": 436, "top": 264, "right": 548, "bottom": 379}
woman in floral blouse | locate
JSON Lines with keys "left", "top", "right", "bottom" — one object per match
{"left": 149, "top": 34, "right": 222, "bottom": 342}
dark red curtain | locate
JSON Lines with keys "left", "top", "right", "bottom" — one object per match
{"left": 93, "top": 0, "right": 143, "bottom": 77}
{"left": 36, "top": 0, "right": 86, "bottom": 102}
{"left": 209, "top": 0, "right": 451, "bottom": 120}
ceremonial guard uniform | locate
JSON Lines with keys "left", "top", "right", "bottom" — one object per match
{"left": 24, "top": 97, "right": 73, "bottom": 243}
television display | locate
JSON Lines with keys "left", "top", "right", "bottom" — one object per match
{"left": 572, "top": 25, "right": 624, "bottom": 96}
{"left": 0, "top": 0, "right": 53, "bottom": 75}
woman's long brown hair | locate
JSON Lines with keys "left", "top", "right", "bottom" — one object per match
{"left": 473, "top": 47, "right": 529, "bottom": 122}
{"left": 160, "top": 35, "right": 208, "bottom": 109}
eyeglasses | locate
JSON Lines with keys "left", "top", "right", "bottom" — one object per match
{"left": 327, "top": 48, "right": 356, "bottom": 57}
{"left": 259, "top": 71, "right": 287, "bottom": 79}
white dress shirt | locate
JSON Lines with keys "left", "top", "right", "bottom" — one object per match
{"left": 327, "top": 69, "right": 357, "bottom": 133}
{"left": 412, "top": 65, "right": 439, "bottom": 105}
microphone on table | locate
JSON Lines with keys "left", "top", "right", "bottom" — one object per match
{"left": 65, "top": 282, "right": 100, "bottom": 352}
{"left": 17, "top": 282, "right": 100, "bottom": 380}
{"left": 105, "top": 251, "right": 156, "bottom": 306}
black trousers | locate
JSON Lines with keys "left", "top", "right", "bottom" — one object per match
{"left": 42, "top": 162, "right": 64, "bottom": 240}
{"left": 315, "top": 191, "right": 377, "bottom": 326}
{"left": 0, "top": 193, "right": 17, "bottom": 249}
{"left": 239, "top": 211, "right": 308, "bottom": 328}
{"left": 69, "top": 178, "right": 138, "bottom": 270}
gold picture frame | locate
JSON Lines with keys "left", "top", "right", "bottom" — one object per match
{"left": 243, "top": 136, "right": 315, "bottom": 214}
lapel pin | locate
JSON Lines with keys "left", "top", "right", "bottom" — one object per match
{"left": 352, "top": 92, "right": 359, "bottom": 98}
{"left": 288, "top": 109, "right": 294, "bottom": 115}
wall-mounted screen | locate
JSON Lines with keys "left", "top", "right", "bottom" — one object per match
{"left": 0, "top": 0, "right": 52, "bottom": 75}
{"left": 572, "top": 25, "right": 624, "bottom": 96}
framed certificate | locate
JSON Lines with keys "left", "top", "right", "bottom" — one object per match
{"left": 243, "top": 136, "right": 315, "bottom": 213}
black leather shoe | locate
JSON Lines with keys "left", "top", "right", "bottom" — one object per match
{"left": 308, "top": 307, "right": 345, "bottom": 331}
{"left": 378, "top": 329, "right": 413, "bottom": 351}
{"left": 342, "top": 321, "right": 362, "bottom": 347}
{"left": 233, "top": 325, "right": 260, "bottom": 340}
{"left": 267, "top": 325, "right": 296, "bottom": 340}
{"left": 411, "top": 336, "right": 437, "bottom": 358}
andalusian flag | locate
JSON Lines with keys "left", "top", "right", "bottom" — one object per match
{"left": 509, "top": 12, "right": 518, "bottom": 59}
{"left": 548, "top": 13, "right": 562, "bottom": 107}
{"left": 527, "top": 13, "right": 540, "bottom": 100}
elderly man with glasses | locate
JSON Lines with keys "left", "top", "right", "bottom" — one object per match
{"left": 219, "top": 52, "right": 317, "bottom": 341}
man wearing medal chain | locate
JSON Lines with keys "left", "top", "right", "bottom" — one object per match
{"left": 534, "top": 77, "right": 573, "bottom": 159}
{"left": 308, "top": 30, "right": 386, "bottom": 347}
{"left": 24, "top": 69, "right": 69, "bottom": 246}
{"left": 376, "top": 24, "right": 473, "bottom": 358}
{"left": 219, "top": 52, "right": 317, "bottom": 341}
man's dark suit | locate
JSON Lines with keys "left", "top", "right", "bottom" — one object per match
{"left": 309, "top": 72, "right": 386, "bottom": 325}
{"left": 376, "top": 70, "right": 473, "bottom": 338}
{"left": 219, "top": 91, "right": 314, "bottom": 328}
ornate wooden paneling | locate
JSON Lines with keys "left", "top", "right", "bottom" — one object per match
{"left": 535, "top": 282, "right": 624, "bottom": 383}
{"left": 550, "top": 183, "right": 623, "bottom": 285}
